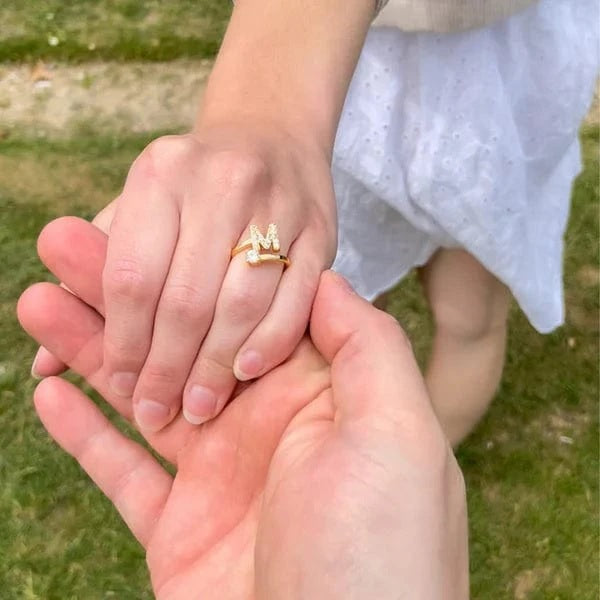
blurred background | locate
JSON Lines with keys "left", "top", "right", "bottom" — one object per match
{"left": 0, "top": 1, "right": 598, "bottom": 598}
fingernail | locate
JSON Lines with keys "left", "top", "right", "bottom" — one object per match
{"left": 109, "top": 371, "right": 138, "bottom": 397}
{"left": 234, "top": 350, "right": 264, "bottom": 381}
{"left": 331, "top": 271, "right": 356, "bottom": 295}
{"left": 31, "top": 348, "right": 44, "bottom": 380}
{"left": 135, "top": 398, "right": 171, "bottom": 432}
{"left": 184, "top": 385, "right": 217, "bottom": 425}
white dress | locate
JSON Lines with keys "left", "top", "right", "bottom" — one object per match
{"left": 332, "top": 0, "right": 599, "bottom": 333}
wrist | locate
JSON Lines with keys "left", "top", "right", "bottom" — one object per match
{"left": 195, "top": 0, "right": 373, "bottom": 159}
{"left": 195, "top": 102, "right": 331, "bottom": 165}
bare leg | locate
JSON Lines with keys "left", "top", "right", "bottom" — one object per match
{"left": 419, "top": 249, "right": 511, "bottom": 446}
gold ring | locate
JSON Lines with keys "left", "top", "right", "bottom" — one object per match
{"left": 231, "top": 224, "right": 290, "bottom": 268}
{"left": 245, "top": 252, "right": 291, "bottom": 267}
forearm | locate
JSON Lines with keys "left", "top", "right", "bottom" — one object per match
{"left": 196, "top": 0, "right": 375, "bottom": 157}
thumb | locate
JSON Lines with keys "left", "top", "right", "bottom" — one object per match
{"left": 310, "top": 271, "right": 436, "bottom": 431}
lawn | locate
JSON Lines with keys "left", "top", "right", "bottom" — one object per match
{"left": 0, "top": 0, "right": 230, "bottom": 62}
{"left": 0, "top": 3, "right": 598, "bottom": 598}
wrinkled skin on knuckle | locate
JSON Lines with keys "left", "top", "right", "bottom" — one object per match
{"left": 221, "top": 284, "right": 268, "bottom": 325}
{"left": 140, "top": 360, "right": 182, "bottom": 389}
{"left": 159, "top": 283, "right": 211, "bottom": 327}
{"left": 104, "top": 259, "right": 153, "bottom": 305}
{"left": 201, "top": 148, "right": 272, "bottom": 200}
{"left": 134, "top": 134, "right": 198, "bottom": 183}
{"left": 104, "top": 333, "right": 147, "bottom": 362}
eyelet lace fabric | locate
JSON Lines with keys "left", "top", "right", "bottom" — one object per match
{"left": 332, "top": 0, "right": 599, "bottom": 332}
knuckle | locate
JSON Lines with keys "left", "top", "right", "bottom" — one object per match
{"left": 195, "top": 354, "right": 232, "bottom": 379}
{"left": 141, "top": 360, "right": 181, "bottom": 388}
{"left": 205, "top": 149, "right": 270, "bottom": 196}
{"left": 372, "top": 310, "right": 413, "bottom": 351}
{"left": 221, "top": 286, "right": 267, "bottom": 324}
{"left": 136, "top": 135, "right": 195, "bottom": 181}
{"left": 104, "top": 260, "right": 152, "bottom": 303}
{"left": 160, "top": 283, "right": 211, "bottom": 325}
{"left": 105, "top": 334, "right": 147, "bottom": 361}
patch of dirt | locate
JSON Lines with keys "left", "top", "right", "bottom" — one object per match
{"left": 566, "top": 303, "right": 599, "bottom": 331}
{"left": 0, "top": 60, "right": 213, "bottom": 135}
{"left": 513, "top": 567, "right": 552, "bottom": 599}
{"left": 576, "top": 264, "right": 600, "bottom": 288}
{"left": 522, "top": 406, "right": 593, "bottom": 448}
{"left": 0, "top": 63, "right": 597, "bottom": 137}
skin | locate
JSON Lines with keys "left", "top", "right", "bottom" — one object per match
{"left": 19, "top": 218, "right": 469, "bottom": 599}
{"left": 29, "top": 0, "right": 376, "bottom": 434}
{"left": 29, "top": 0, "right": 517, "bottom": 448}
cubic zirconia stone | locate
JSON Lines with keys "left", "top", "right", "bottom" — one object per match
{"left": 246, "top": 249, "right": 260, "bottom": 264}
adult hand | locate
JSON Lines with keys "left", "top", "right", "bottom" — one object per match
{"left": 30, "top": 200, "right": 116, "bottom": 378}
{"left": 18, "top": 219, "right": 468, "bottom": 599}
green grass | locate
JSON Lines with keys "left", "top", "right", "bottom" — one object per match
{"left": 3, "top": 2, "right": 595, "bottom": 596}
{"left": 389, "top": 127, "right": 599, "bottom": 598}
{"left": 0, "top": 124, "right": 598, "bottom": 597}
{"left": 0, "top": 0, "right": 230, "bottom": 62}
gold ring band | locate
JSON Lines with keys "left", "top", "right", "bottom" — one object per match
{"left": 230, "top": 240, "right": 253, "bottom": 258}
{"left": 231, "top": 224, "right": 291, "bottom": 268}
{"left": 245, "top": 252, "right": 291, "bottom": 267}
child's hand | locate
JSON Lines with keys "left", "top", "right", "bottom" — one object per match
{"left": 100, "top": 124, "right": 336, "bottom": 431}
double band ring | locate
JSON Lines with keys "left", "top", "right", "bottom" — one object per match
{"left": 231, "top": 224, "right": 291, "bottom": 268}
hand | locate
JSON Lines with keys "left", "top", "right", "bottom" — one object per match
{"left": 18, "top": 219, "right": 468, "bottom": 599}
{"left": 30, "top": 0, "right": 377, "bottom": 435}
{"left": 99, "top": 124, "right": 336, "bottom": 432}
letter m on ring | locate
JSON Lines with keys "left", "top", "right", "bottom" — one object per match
{"left": 250, "top": 224, "right": 281, "bottom": 253}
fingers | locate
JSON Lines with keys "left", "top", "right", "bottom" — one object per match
{"left": 310, "top": 271, "right": 437, "bottom": 432}
{"left": 31, "top": 346, "right": 66, "bottom": 379}
{"left": 18, "top": 281, "right": 125, "bottom": 411}
{"left": 130, "top": 201, "right": 235, "bottom": 432}
{"left": 31, "top": 216, "right": 110, "bottom": 379}
{"left": 18, "top": 279, "right": 198, "bottom": 463}
{"left": 38, "top": 216, "right": 107, "bottom": 314}
{"left": 180, "top": 226, "right": 288, "bottom": 425}
{"left": 233, "top": 234, "right": 324, "bottom": 381}
{"left": 102, "top": 176, "right": 180, "bottom": 400}
{"left": 30, "top": 216, "right": 112, "bottom": 379}
{"left": 34, "top": 376, "right": 172, "bottom": 547}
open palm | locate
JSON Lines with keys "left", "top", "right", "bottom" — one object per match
{"left": 18, "top": 218, "right": 468, "bottom": 599}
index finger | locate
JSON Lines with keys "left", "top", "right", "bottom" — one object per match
{"left": 38, "top": 216, "right": 108, "bottom": 315}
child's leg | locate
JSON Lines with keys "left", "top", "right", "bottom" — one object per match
{"left": 419, "top": 248, "right": 511, "bottom": 446}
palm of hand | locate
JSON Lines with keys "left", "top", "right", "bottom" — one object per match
{"left": 24, "top": 309, "right": 386, "bottom": 600}
{"left": 144, "top": 338, "right": 332, "bottom": 599}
